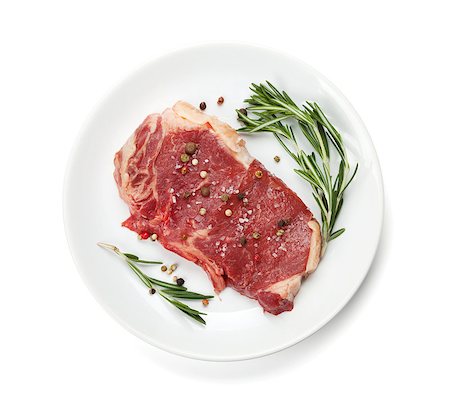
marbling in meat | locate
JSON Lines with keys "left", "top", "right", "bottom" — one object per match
{"left": 114, "top": 101, "right": 321, "bottom": 315}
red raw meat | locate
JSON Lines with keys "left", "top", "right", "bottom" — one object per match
{"left": 114, "top": 102, "right": 321, "bottom": 315}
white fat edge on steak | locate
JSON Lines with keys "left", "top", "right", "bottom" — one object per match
{"left": 172, "top": 101, "right": 253, "bottom": 169}
{"left": 166, "top": 227, "right": 227, "bottom": 292}
{"left": 116, "top": 114, "right": 161, "bottom": 207}
{"left": 263, "top": 215, "right": 322, "bottom": 300}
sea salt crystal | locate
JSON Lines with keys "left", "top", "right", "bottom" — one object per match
{"left": 272, "top": 253, "right": 278, "bottom": 258}
{"left": 169, "top": 188, "right": 174, "bottom": 193}
{"left": 239, "top": 218, "right": 245, "bottom": 223}
{"left": 172, "top": 196, "right": 176, "bottom": 204}
{"left": 274, "top": 203, "right": 280, "bottom": 208}
{"left": 204, "top": 159, "right": 209, "bottom": 163}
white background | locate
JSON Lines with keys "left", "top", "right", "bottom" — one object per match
{"left": 1, "top": 0, "right": 449, "bottom": 404}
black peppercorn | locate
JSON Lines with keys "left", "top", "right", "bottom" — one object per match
{"left": 278, "top": 219, "right": 289, "bottom": 227}
{"left": 199, "top": 102, "right": 207, "bottom": 110}
{"left": 238, "top": 108, "right": 247, "bottom": 117}
{"left": 149, "top": 288, "right": 156, "bottom": 295}
{"left": 217, "top": 96, "right": 224, "bottom": 105}
{"left": 237, "top": 192, "right": 245, "bottom": 200}
{"left": 176, "top": 278, "right": 185, "bottom": 286}
{"left": 239, "top": 236, "right": 247, "bottom": 246}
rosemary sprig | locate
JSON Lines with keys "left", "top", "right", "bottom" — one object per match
{"left": 237, "top": 82, "right": 358, "bottom": 256}
{"left": 97, "top": 242, "right": 212, "bottom": 324}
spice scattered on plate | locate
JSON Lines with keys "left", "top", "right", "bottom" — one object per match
{"left": 217, "top": 96, "right": 224, "bottom": 105}
{"left": 199, "top": 102, "right": 206, "bottom": 110}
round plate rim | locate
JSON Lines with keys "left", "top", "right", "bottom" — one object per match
{"left": 63, "top": 42, "right": 384, "bottom": 362}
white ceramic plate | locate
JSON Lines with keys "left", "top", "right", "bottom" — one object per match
{"left": 64, "top": 44, "right": 383, "bottom": 361}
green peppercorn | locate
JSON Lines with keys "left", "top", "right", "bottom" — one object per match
{"left": 185, "top": 142, "right": 197, "bottom": 155}
{"left": 220, "top": 193, "right": 230, "bottom": 202}
{"left": 180, "top": 153, "right": 190, "bottom": 163}
{"left": 252, "top": 232, "right": 261, "bottom": 239}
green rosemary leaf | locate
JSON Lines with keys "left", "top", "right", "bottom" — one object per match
{"left": 146, "top": 277, "right": 187, "bottom": 291}
{"left": 124, "top": 253, "right": 139, "bottom": 260}
{"left": 329, "top": 228, "right": 346, "bottom": 241}
{"left": 161, "top": 289, "right": 214, "bottom": 300}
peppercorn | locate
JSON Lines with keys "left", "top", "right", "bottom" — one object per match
{"left": 199, "top": 102, "right": 207, "bottom": 110}
{"left": 217, "top": 96, "right": 224, "bottom": 105}
{"left": 255, "top": 170, "right": 263, "bottom": 178}
{"left": 176, "top": 278, "right": 185, "bottom": 286}
{"left": 237, "top": 192, "right": 245, "bottom": 200}
{"left": 240, "top": 236, "right": 247, "bottom": 246}
{"left": 238, "top": 108, "right": 247, "bottom": 117}
{"left": 149, "top": 288, "right": 156, "bottom": 295}
{"left": 180, "top": 153, "right": 190, "bottom": 163}
{"left": 220, "top": 193, "right": 229, "bottom": 202}
{"left": 225, "top": 209, "right": 232, "bottom": 217}
{"left": 202, "top": 299, "right": 209, "bottom": 306}
{"left": 183, "top": 191, "right": 191, "bottom": 199}
{"left": 200, "top": 170, "right": 208, "bottom": 179}
{"left": 181, "top": 166, "right": 188, "bottom": 175}
{"left": 185, "top": 142, "right": 197, "bottom": 155}
{"left": 201, "top": 186, "right": 210, "bottom": 197}
{"left": 150, "top": 233, "right": 158, "bottom": 241}
{"left": 199, "top": 207, "right": 207, "bottom": 216}
{"left": 278, "top": 219, "right": 288, "bottom": 227}
{"left": 276, "top": 229, "right": 285, "bottom": 237}
{"left": 253, "top": 232, "right": 261, "bottom": 239}
{"left": 274, "top": 155, "right": 280, "bottom": 163}
{"left": 191, "top": 158, "right": 199, "bottom": 166}
{"left": 161, "top": 265, "right": 168, "bottom": 272}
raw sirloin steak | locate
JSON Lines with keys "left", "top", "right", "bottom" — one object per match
{"left": 114, "top": 101, "right": 321, "bottom": 315}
